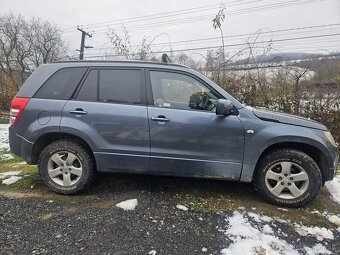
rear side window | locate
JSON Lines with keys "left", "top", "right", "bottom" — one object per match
{"left": 99, "top": 69, "right": 141, "bottom": 104}
{"left": 34, "top": 67, "right": 87, "bottom": 100}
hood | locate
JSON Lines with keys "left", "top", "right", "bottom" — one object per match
{"left": 252, "top": 108, "right": 327, "bottom": 130}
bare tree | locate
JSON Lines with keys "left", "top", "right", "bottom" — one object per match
{"left": 28, "top": 17, "right": 66, "bottom": 67}
{"left": 106, "top": 26, "right": 161, "bottom": 60}
{"left": 0, "top": 13, "right": 67, "bottom": 109}
{"left": 212, "top": 3, "right": 226, "bottom": 80}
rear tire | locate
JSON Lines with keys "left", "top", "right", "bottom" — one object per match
{"left": 254, "top": 149, "right": 322, "bottom": 207}
{"left": 38, "top": 140, "right": 96, "bottom": 194}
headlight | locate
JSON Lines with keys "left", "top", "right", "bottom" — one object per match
{"left": 324, "top": 131, "right": 336, "bottom": 147}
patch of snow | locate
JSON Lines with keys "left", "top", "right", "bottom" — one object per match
{"left": 116, "top": 199, "right": 138, "bottom": 211}
{"left": 220, "top": 211, "right": 299, "bottom": 255}
{"left": 247, "top": 212, "right": 272, "bottom": 222}
{"left": 0, "top": 153, "right": 13, "bottom": 161}
{"left": 325, "top": 175, "right": 340, "bottom": 204}
{"left": 310, "top": 210, "right": 321, "bottom": 214}
{"left": 294, "top": 224, "right": 334, "bottom": 241}
{"left": 262, "top": 224, "right": 273, "bottom": 234}
{"left": 18, "top": 161, "right": 27, "bottom": 165}
{"left": 201, "top": 247, "right": 207, "bottom": 252}
{"left": 2, "top": 176, "right": 22, "bottom": 185}
{"left": 304, "top": 244, "right": 332, "bottom": 255}
{"left": 148, "top": 250, "right": 156, "bottom": 255}
{"left": 277, "top": 207, "right": 288, "bottom": 212}
{"left": 0, "top": 171, "right": 21, "bottom": 176}
{"left": 326, "top": 215, "right": 340, "bottom": 227}
{"left": 0, "top": 124, "right": 10, "bottom": 150}
{"left": 176, "top": 204, "right": 188, "bottom": 211}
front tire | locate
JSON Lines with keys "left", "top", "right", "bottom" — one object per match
{"left": 254, "top": 149, "right": 322, "bottom": 207}
{"left": 38, "top": 140, "right": 96, "bottom": 194}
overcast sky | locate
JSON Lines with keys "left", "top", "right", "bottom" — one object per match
{"left": 1, "top": 0, "right": 339, "bottom": 60}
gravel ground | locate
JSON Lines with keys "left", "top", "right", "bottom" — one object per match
{"left": 1, "top": 173, "right": 340, "bottom": 255}
{"left": 0, "top": 191, "right": 226, "bottom": 254}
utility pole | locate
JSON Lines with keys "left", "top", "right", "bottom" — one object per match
{"left": 77, "top": 27, "right": 92, "bottom": 60}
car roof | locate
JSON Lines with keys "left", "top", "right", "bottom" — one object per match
{"left": 52, "top": 60, "right": 189, "bottom": 69}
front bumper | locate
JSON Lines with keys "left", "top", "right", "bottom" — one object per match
{"left": 9, "top": 126, "right": 34, "bottom": 164}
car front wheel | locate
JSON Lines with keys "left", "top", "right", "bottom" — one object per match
{"left": 254, "top": 149, "right": 322, "bottom": 207}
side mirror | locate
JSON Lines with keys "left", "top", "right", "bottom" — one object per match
{"left": 216, "top": 99, "right": 234, "bottom": 116}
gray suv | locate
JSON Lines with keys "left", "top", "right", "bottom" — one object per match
{"left": 9, "top": 60, "right": 338, "bottom": 207}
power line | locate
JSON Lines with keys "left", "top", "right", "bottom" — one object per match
{"left": 79, "top": 23, "right": 340, "bottom": 53}
{"left": 71, "top": 23, "right": 340, "bottom": 54}
{"left": 63, "top": 0, "right": 259, "bottom": 32}
{"left": 82, "top": 32, "right": 340, "bottom": 58}
{"left": 62, "top": 0, "right": 325, "bottom": 39}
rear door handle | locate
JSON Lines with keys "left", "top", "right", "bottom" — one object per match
{"left": 151, "top": 116, "right": 170, "bottom": 122}
{"left": 69, "top": 108, "right": 88, "bottom": 115}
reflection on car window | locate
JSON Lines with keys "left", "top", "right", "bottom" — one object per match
{"left": 150, "top": 71, "right": 220, "bottom": 112}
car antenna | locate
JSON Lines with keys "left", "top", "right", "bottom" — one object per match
{"left": 161, "top": 53, "right": 171, "bottom": 63}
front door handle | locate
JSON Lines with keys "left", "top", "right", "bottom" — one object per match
{"left": 151, "top": 116, "right": 170, "bottom": 122}
{"left": 69, "top": 108, "right": 88, "bottom": 115}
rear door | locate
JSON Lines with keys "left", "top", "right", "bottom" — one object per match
{"left": 61, "top": 67, "right": 150, "bottom": 173}
{"left": 146, "top": 69, "right": 245, "bottom": 179}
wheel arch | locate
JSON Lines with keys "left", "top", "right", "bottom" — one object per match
{"left": 253, "top": 142, "right": 328, "bottom": 184}
{"left": 31, "top": 132, "right": 96, "bottom": 167}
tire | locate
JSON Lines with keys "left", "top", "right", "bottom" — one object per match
{"left": 254, "top": 149, "right": 322, "bottom": 207}
{"left": 38, "top": 139, "right": 96, "bottom": 194}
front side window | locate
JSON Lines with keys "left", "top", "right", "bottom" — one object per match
{"left": 99, "top": 69, "right": 142, "bottom": 104}
{"left": 150, "top": 71, "right": 221, "bottom": 111}
{"left": 34, "top": 67, "right": 87, "bottom": 100}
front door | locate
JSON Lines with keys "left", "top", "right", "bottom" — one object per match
{"left": 147, "top": 70, "right": 244, "bottom": 180}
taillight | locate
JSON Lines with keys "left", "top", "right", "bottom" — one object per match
{"left": 10, "top": 97, "right": 30, "bottom": 126}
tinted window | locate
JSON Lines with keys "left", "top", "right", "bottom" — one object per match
{"left": 76, "top": 70, "right": 98, "bottom": 101}
{"left": 150, "top": 71, "right": 220, "bottom": 111}
{"left": 34, "top": 67, "right": 87, "bottom": 100}
{"left": 99, "top": 69, "right": 141, "bottom": 104}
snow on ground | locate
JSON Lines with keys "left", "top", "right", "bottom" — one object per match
{"left": 326, "top": 215, "right": 340, "bottom": 227}
{"left": 325, "top": 175, "right": 340, "bottom": 205}
{"left": 220, "top": 211, "right": 299, "bottom": 255}
{"left": 294, "top": 224, "right": 334, "bottom": 241}
{"left": 219, "top": 211, "right": 333, "bottom": 255}
{"left": 0, "top": 153, "right": 14, "bottom": 161}
{"left": 176, "top": 204, "right": 188, "bottom": 211}
{"left": 0, "top": 171, "right": 21, "bottom": 176}
{"left": 0, "top": 171, "right": 23, "bottom": 184}
{"left": 2, "top": 176, "right": 22, "bottom": 185}
{"left": 0, "top": 124, "right": 10, "bottom": 150}
{"left": 115, "top": 199, "right": 138, "bottom": 210}
{"left": 304, "top": 244, "right": 332, "bottom": 255}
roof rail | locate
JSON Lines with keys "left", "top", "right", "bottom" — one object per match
{"left": 51, "top": 59, "right": 188, "bottom": 68}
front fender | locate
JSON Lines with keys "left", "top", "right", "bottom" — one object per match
{"left": 239, "top": 117, "right": 336, "bottom": 182}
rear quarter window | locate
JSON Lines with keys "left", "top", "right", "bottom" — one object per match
{"left": 34, "top": 67, "right": 87, "bottom": 100}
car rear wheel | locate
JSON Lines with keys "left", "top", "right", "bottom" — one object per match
{"left": 254, "top": 149, "right": 322, "bottom": 207}
{"left": 39, "top": 140, "right": 96, "bottom": 194}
